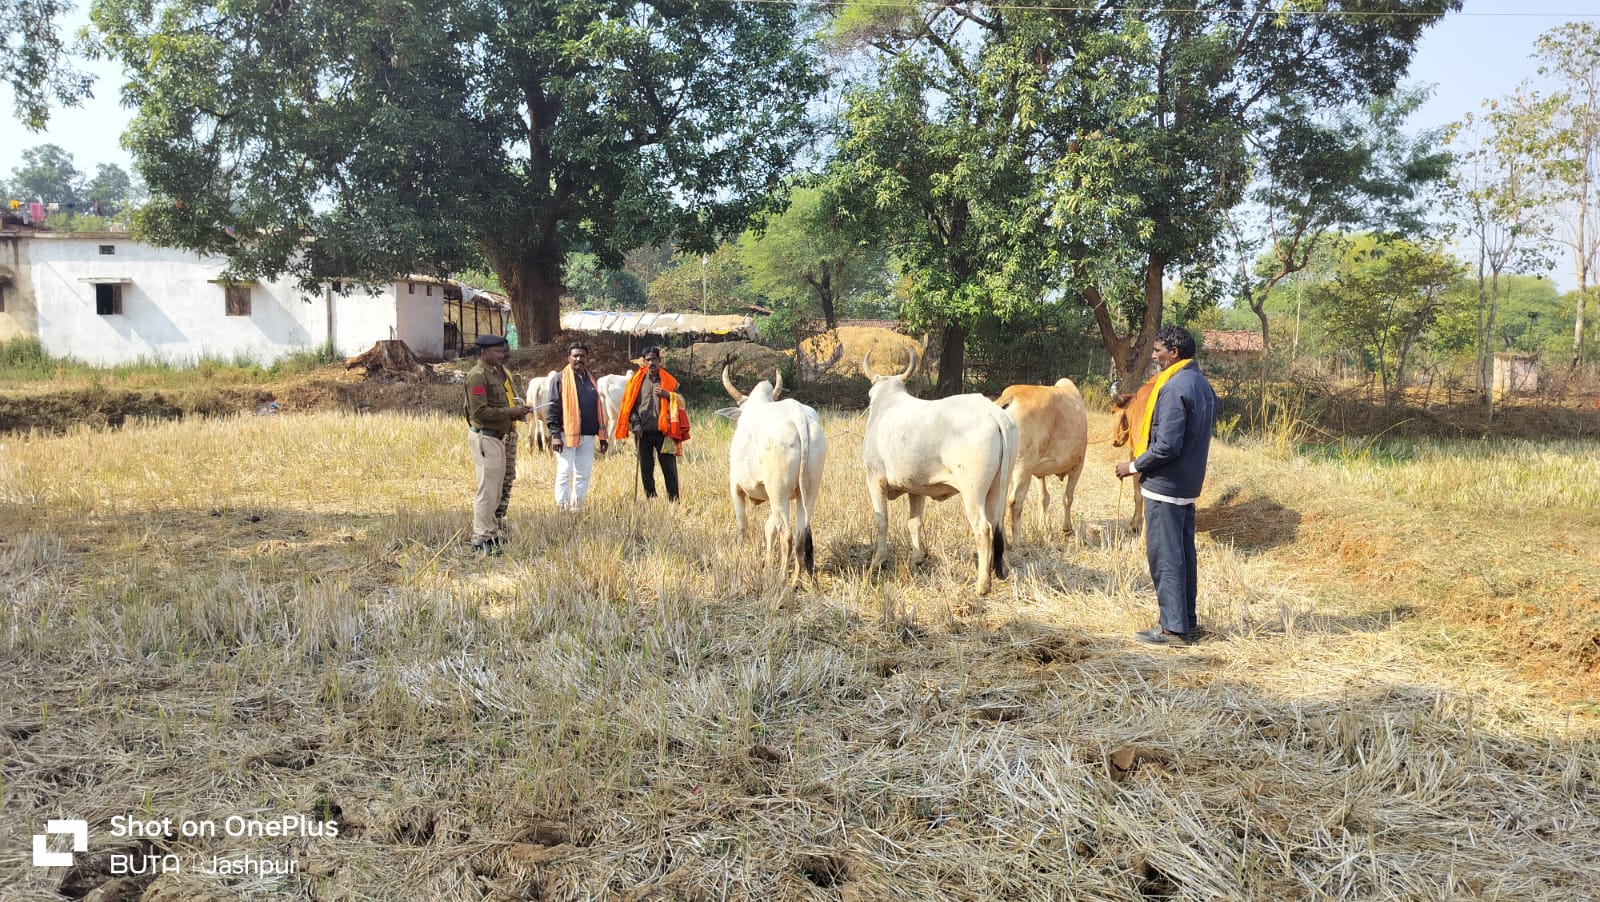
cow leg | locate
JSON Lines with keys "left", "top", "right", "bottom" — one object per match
{"left": 1006, "top": 467, "right": 1029, "bottom": 548}
{"left": 963, "top": 491, "right": 995, "bottom": 595}
{"left": 1130, "top": 487, "right": 1144, "bottom": 536}
{"left": 1061, "top": 466, "right": 1082, "bottom": 539}
{"left": 867, "top": 480, "right": 889, "bottom": 574}
{"left": 732, "top": 486, "right": 749, "bottom": 541}
{"left": 907, "top": 494, "right": 928, "bottom": 563}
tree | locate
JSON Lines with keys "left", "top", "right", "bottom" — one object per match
{"left": 84, "top": 163, "right": 135, "bottom": 217}
{"left": 1230, "top": 88, "right": 1452, "bottom": 385}
{"left": 1, "top": 0, "right": 92, "bottom": 128}
{"left": 647, "top": 246, "right": 754, "bottom": 315}
{"left": 1447, "top": 101, "right": 1549, "bottom": 413}
{"left": 1046, "top": 2, "right": 1458, "bottom": 385}
{"left": 828, "top": 5, "right": 1064, "bottom": 391}
{"left": 8, "top": 144, "right": 83, "bottom": 204}
{"left": 565, "top": 252, "right": 647, "bottom": 311}
{"left": 738, "top": 184, "right": 890, "bottom": 330}
{"left": 828, "top": 1, "right": 1457, "bottom": 388}
{"left": 1527, "top": 23, "right": 1600, "bottom": 366}
{"left": 92, "top": 0, "right": 824, "bottom": 345}
{"left": 1307, "top": 234, "right": 1465, "bottom": 401}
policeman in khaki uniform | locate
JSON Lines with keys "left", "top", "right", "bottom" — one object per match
{"left": 464, "top": 334, "right": 530, "bottom": 554}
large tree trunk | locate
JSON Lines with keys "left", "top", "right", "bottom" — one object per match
{"left": 495, "top": 253, "right": 564, "bottom": 346}
{"left": 936, "top": 321, "right": 966, "bottom": 396}
{"left": 1082, "top": 255, "right": 1166, "bottom": 388}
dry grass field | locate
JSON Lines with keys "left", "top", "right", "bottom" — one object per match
{"left": 2, "top": 402, "right": 1598, "bottom": 901}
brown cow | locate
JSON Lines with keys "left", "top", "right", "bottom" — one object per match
{"left": 1109, "top": 375, "right": 1159, "bottom": 534}
{"left": 995, "top": 378, "right": 1088, "bottom": 543}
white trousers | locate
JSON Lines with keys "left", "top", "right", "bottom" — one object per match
{"left": 554, "top": 435, "right": 598, "bottom": 510}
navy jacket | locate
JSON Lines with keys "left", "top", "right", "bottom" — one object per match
{"left": 1133, "top": 361, "right": 1217, "bottom": 500}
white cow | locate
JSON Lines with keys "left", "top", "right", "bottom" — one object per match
{"left": 861, "top": 351, "right": 1019, "bottom": 595}
{"left": 722, "top": 366, "right": 827, "bottom": 581}
{"left": 526, "top": 370, "right": 558, "bottom": 452}
{"left": 595, "top": 370, "right": 633, "bottom": 451}
{"left": 995, "top": 378, "right": 1089, "bottom": 543}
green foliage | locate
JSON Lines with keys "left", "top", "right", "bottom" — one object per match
{"left": 827, "top": 0, "right": 1456, "bottom": 387}
{"left": 1525, "top": 22, "right": 1600, "bottom": 361}
{"left": 647, "top": 247, "right": 755, "bottom": 315}
{"left": 0, "top": 0, "right": 91, "bottom": 128}
{"left": 91, "top": 0, "right": 825, "bottom": 342}
{"left": 1306, "top": 234, "right": 1468, "bottom": 399}
{"left": 564, "top": 252, "right": 648, "bottom": 311}
{"left": 0, "top": 337, "right": 53, "bottom": 378}
{"left": 7, "top": 143, "right": 82, "bottom": 204}
{"left": 737, "top": 184, "right": 893, "bottom": 329}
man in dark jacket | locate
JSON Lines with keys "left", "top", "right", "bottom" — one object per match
{"left": 546, "top": 342, "right": 609, "bottom": 510}
{"left": 465, "top": 334, "right": 530, "bottom": 553}
{"left": 1115, "top": 325, "right": 1217, "bottom": 646}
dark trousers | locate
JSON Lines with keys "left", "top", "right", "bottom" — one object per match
{"left": 636, "top": 430, "right": 680, "bottom": 500}
{"left": 1144, "top": 498, "right": 1198, "bottom": 634}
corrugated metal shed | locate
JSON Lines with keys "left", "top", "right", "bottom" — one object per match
{"left": 561, "top": 310, "right": 758, "bottom": 340}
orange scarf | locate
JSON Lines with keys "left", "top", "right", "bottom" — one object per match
{"left": 559, "top": 366, "right": 606, "bottom": 437}
{"left": 614, "top": 367, "right": 681, "bottom": 439}
{"left": 1133, "top": 359, "right": 1190, "bottom": 458}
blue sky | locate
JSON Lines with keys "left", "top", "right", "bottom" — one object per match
{"left": 5, "top": 2, "right": 1599, "bottom": 284}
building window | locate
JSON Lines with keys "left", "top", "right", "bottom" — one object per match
{"left": 99, "top": 245, "right": 116, "bottom": 255}
{"left": 408, "top": 282, "right": 415, "bottom": 294}
{"left": 426, "top": 284, "right": 433, "bottom": 297}
{"left": 224, "top": 283, "right": 251, "bottom": 316}
{"left": 96, "top": 283, "right": 123, "bottom": 315}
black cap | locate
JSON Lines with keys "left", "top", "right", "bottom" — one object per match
{"left": 474, "top": 334, "right": 509, "bottom": 349}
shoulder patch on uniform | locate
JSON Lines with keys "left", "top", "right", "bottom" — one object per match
{"left": 472, "top": 385, "right": 487, "bottom": 395}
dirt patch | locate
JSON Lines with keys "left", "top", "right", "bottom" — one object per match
{"left": 0, "top": 387, "right": 273, "bottom": 434}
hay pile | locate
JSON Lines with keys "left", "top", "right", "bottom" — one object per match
{"left": 800, "top": 326, "right": 922, "bottom": 377}
{"left": 671, "top": 341, "right": 789, "bottom": 380}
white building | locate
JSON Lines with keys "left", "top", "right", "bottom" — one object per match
{"left": 0, "top": 226, "right": 480, "bottom": 365}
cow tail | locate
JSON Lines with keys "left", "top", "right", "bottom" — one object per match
{"left": 990, "top": 409, "right": 1017, "bottom": 579}
{"left": 795, "top": 416, "right": 817, "bottom": 576}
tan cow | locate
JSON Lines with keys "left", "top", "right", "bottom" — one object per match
{"left": 995, "top": 378, "right": 1088, "bottom": 543}
{"left": 1109, "top": 375, "right": 1159, "bottom": 534}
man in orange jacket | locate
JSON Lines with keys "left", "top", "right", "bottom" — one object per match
{"left": 614, "top": 346, "right": 689, "bottom": 501}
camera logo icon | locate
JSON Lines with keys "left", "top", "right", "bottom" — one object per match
{"left": 33, "top": 819, "right": 88, "bottom": 867}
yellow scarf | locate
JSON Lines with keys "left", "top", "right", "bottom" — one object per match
{"left": 1133, "top": 359, "right": 1190, "bottom": 458}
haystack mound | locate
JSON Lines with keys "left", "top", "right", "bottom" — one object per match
{"left": 799, "top": 327, "right": 921, "bottom": 377}
{"left": 673, "top": 341, "right": 789, "bottom": 380}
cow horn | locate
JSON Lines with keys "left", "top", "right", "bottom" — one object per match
{"left": 900, "top": 348, "right": 918, "bottom": 379}
{"left": 861, "top": 350, "right": 875, "bottom": 380}
{"left": 721, "top": 365, "right": 746, "bottom": 404}
{"left": 773, "top": 369, "right": 784, "bottom": 400}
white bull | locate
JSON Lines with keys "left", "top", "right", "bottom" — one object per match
{"left": 862, "top": 351, "right": 1019, "bottom": 595}
{"left": 596, "top": 371, "right": 633, "bottom": 452}
{"left": 526, "top": 370, "right": 558, "bottom": 452}
{"left": 722, "top": 367, "right": 827, "bottom": 581}
{"left": 995, "top": 378, "right": 1088, "bottom": 543}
